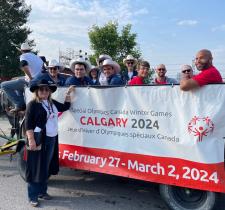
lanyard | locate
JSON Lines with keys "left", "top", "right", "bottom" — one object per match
{"left": 42, "top": 101, "right": 54, "bottom": 119}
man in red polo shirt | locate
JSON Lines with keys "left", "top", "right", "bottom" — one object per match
{"left": 180, "top": 49, "right": 223, "bottom": 91}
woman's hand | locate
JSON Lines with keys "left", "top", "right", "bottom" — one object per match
{"left": 66, "top": 85, "right": 75, "bottom": 95}
{"left": 28, "top": 138, "right": 37, "bottom": 151}
{"left": 65, "top": 86, "right": 75, "bottom": 102}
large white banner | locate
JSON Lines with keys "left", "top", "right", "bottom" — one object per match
{"left": 57, "top": 86, "right": 224, "bottom": 163}
{"left": 26, "top": 85, "right": 225, "bottom": 192}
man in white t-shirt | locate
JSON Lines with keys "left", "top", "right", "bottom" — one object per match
{"left": 1, "top": 42, "right": 43, "bottom": 112}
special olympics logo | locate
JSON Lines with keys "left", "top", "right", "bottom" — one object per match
{"left": 188, "top": 116, "right": 214, "bottom": 142}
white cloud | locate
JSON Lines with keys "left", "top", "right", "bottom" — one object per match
{"left": 211, "top": 24, "right": 225, "bottom": 32}
{"left": 177, "top": 20, "right": 198, "bottom": 26}
{"left": 25, "top": 0, "right": 148, "bottom": 61}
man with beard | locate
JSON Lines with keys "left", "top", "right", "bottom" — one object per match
{"left": 180, "top": 49, "right": 223, "bottom": 91}
{"left": 153, "top": 64, "right": 177, "bottom": 84}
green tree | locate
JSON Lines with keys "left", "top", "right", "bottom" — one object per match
{"left": 0, "top": 0, "right": 32, "bottom": 79}
{"left": 88, "top": 21, "right": 155, "bottom": 81}
{"left": 88, "top": 21, "right": 142, "bottom": 67}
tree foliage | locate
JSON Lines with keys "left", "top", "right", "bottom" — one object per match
{"left": 0, "top": 0, "right": 32, "bottom": 78}
{"left": 88, "top": 21, "right": 142, "bottom": 67}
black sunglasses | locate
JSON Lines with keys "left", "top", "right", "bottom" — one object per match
{"left": 182, "top": 69, "right": 191, "bottom": 73}
{"left": 127, "top": 61, "right": 134, "bottom": 65}
{"left": 157, "top": 68, "right": 166, "bottom": 71}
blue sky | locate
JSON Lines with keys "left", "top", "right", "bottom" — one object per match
{"left": 25, "top": 0, "right": 225, "bottom": 77}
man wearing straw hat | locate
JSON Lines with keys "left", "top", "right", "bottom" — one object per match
{"left": 122, "top": 54, "right": 138, "bottom": 84}
{"left": 65, "top": 57, "right": 93, "bottom": 86}
{"left": 102, "top": 59, "right": 124, "bottom": 85}
{"left": 1, "top": 42, "right": 43, "bottom": 112}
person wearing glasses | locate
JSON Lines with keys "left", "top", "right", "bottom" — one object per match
{"left": 122, "top": 55, "right": 138, "bottom": 84}
{"left": 31, "top": 59, "right": 66, "bottom": 87}
{"left": 180, "top": 65, "right": 193, "bottom": 80}
{"left": 25, "top": 79, "right": 74, "bottom": 207}
{"left": 65, "top": 57, "right": 93, "bottom": 86}
{"left": 180, "top": 49, "right": 223, "bottom": 91}
{"left": 153, "top": 64, "right": 177, "bottom": 85}
{"left": 129, "top": 61, "right": 150, "bottom": 85}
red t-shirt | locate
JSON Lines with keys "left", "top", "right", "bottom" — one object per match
{"left": 155, "top": 78, "right": 167, "bottom": 85}
{"left": 192, "top": 66, "right": 223, "bottom": 86}
{"left": 129, "top": 76, "right": 144, "bottom": 85}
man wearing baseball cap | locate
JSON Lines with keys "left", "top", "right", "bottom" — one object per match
{"left": 1, "top": 42, "right": 43, "bottom": 112}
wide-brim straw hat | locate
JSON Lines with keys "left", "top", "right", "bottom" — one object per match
{"left": 102, "top": 59, "right": 120, "bottom": 73}
{"left": 70, "top": 57, "right": 91, "bottom": 71}
{"left": 30, "top": 79, "right": 57, "bottom": 93}
{"left": 123, "top": 55, "right": 138, "bottom": 65}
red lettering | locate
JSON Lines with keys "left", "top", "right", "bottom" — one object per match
{"left": 101, "top": 118, "right": 107, "bottom": 126}
{"left": 115, "top": 118, "right": 122, "bottom": 127}
{"left": 87, "top": 117, "right": 94, "bottom": 125}
{"left": 108, "top": 118, "right": 115, "bottom": 127}
{"left": 121, "top": 118, "right": 128, "bottom": 127}
{"left": 80, "top": 116, "right": 86, "bottom": 125}
{"left": 94, "top": 117, "right": 100, "bottom": 126}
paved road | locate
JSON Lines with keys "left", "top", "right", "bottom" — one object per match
{"left": 0, "top": 117, "right": 168, "bottom": 210}
{"left": 0, "top": 148, "right": 167, "bottom": 210}
{"left": 0, "top": 117, "right": 224, "bottom": 210}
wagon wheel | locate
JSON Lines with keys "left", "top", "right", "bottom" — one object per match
{"left": 159, "top": 184, "right": 218, "bottom": 210}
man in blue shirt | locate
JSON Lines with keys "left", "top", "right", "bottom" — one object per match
{"left": 65, "top": 58, "right": 93, "bottom": 86}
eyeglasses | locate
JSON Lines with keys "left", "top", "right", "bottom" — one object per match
{"left": 49, "top": 67, "right": 58, "bottom": 71}
{"left": 182, "top": 69, "right": 191, "bottom": 73}
{"left": 39, "top": 87, "right": 50, "bottom": 92}
{"left": 75, "top": 68, "right": 85, "bottom": 71}
{"left": 157, "top": 68, "right": 166, "bottom": 71}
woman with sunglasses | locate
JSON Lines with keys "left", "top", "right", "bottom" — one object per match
{"left": 180, "top": 64, "right": 193, "bottom": 80}
{"left": 24, "top": 79, "right": 74, "bottom": 207}
{"left": 31, "top": 59, "right": 66, "bottom": 87}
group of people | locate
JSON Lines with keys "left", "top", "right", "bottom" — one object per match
{"left": 1, "top": 42, "right": 223, "bottom": 113}
{"left": 0, "top": 42, "right": 223, "bottom": 207}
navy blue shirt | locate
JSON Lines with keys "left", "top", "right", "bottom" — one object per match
{"left": 107, "top": 74, "right": 124, "bottom": 85}
{"left": 30, "top": 71, "right": 66, "bottom": 86}
{"left": 65, "top": 76, "right": 93, "bottom": 86}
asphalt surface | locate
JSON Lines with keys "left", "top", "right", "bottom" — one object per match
{"left": 0, "top": 117, "right": 168, "bottom": 210}
{"left": 0, "top": 117, "right": 224, "bottom": 210}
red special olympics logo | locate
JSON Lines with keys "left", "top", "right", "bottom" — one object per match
{"left": 188, "top": 116, "right": 214, "bottom": 142}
